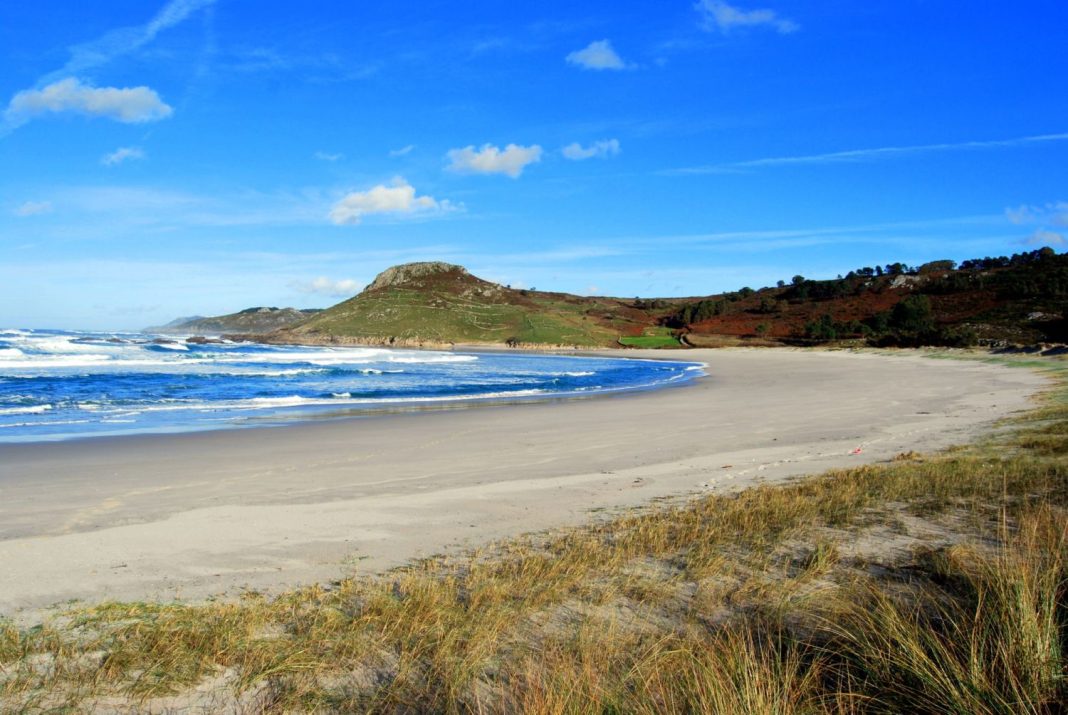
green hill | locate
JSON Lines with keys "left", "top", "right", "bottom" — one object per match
{"left": 148, "top": 307, "right": 321, "bottom": 336}
{"left": 269, "top": 262, "right": 656, "bottom": 348}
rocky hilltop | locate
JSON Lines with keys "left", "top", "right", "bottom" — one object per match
{"left": 367, "top": 262, "right": 470, "bottom": 291}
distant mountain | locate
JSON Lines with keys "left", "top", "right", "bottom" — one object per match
{"left": 264, "top": 262, "right": 656, "bottom": 348}
{"left": 149, "top": 315, "right": 206, "bottom": 331}
{"left": 147, "top": 307, "right": 321, "bottom": 336}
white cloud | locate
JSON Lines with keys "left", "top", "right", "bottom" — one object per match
{"left": 389, "top": 144, "right": 415, "bottom": 157}
{"left": 1024, "top": 229, "right": 1065, "bottom": 246}
{"left": 562, "top": 139, "right": 621, "bottom": 160}
{"left": 446, "top": 143, "right": 543, "bottom": 178}
{"left": 6, "top": 78, "right": 172, "bottom": 126}
{"left": 14, "top": 201, "right": 53, "bottom": 217}
{"left": 329, "top": 178, "right": 453, "bottom": 225}
{"left": 102, "top": 146, "right": 146, "bottom": 166}
{"left": 290, "top": 276, "right": 363, "bottom": 297}
{"left": 565, "top": 39, "right": 629, "bottom": 70}
{"left": 314, "top": 151, "right": 343, "bottom": 162}
{"left": 696, "top": 0, "right": 799, "bottom": 34}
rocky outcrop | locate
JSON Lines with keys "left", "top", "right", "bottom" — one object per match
{"left": 366, "top": 262, "right": 469, "bottom": 291}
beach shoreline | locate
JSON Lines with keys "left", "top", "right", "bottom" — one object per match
{"left": 0, "top": 348, "right": 1047, "bottom": 621}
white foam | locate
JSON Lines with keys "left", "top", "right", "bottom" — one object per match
{"left": 0, "top": 333, "right": 479, "bottom": 375}
{"left": 213, "top": 368, "right": 328, "bottom": 377}
{"left": 385, "top": 354, "right": 477, "bottom": 364}
{"left": 0, "top": 404, "right": 52, "bottom": 416}
{"left": 132, "top": 389, "right": 552, "bottom": 415}
{"left": 246, "top": 396, "right": 314, "bottom": 408}
{"left": 22, "top": 336, "right": 119, "bottom": 353}
{"left": 0, "top": 354, "right": 114, "bottom": 369}
{"left": 206, "top": 349, "right": 477, "bottom": 366}
{"left": 0, "top": 419, "right": 89, "bottom": 429}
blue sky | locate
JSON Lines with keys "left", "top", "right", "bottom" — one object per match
{"left": 1, "top": 0, "right": 1066, "bottom": 329}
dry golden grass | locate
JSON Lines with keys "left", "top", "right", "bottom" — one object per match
{"left": 1, "top": 355, "right": 1067, "bottom": 713}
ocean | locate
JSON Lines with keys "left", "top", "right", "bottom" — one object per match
{"left": 0, "top": 329, "right": 704, "bottom": 442}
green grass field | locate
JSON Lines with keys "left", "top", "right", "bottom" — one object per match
{"left": 618, "top": 333, "right": 682, "bottom": 348}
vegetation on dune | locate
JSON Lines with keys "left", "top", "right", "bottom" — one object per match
{"left": 617, "top": 327, "right": 682, "bottom": 348}
{"left": 667, "top": 247, "right": 1068, "bottom": 347}
{"left": 3, "top": 354, "right": 1068, "bottom": 712}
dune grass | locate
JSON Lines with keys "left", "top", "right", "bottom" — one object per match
{"left": 1, "top": 355, "right": 1066, "bottom": 712}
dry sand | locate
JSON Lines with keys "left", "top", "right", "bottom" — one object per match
{"left": 0, "top": 348, "right": 1046, "bottom": 620}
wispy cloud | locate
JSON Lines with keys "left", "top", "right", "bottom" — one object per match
{"left": 389, "top": 144, "right": 415, "bottom": 157}
{"left": 28, "top": 185, "right": 325, "bottom": 231}
{"left": 102, "top": 146, "right": 147, "bottom": 166}
{"left": 446, "top": 143, "right": 543, "bottom": 178}
{"left": 289, "top": 276, "right": 362, "bottom": 297}
{"left": 314, "top": 151, "right": 343, "bottom": 162}
{"left": 667, "top": 132, "right": 1068, "bottom": 174}
{"left": 217, "top": 47, "right": 379, "bottom": 82}
{"left": 13, "top": 201, "right": 53, "bottom": 217}
{"left": 1006, "top": 200, "right": 1068, "bottom": 227}
{"left": 1023, "top": 229, "right": 1065, "bottom": 246}
{"left": 696, "top": 0, "right": 799, "bottom": 34}
{"left": 329, "top": 177, "right": 457, "bottom": 225}
{"left": 565, "top": 40, "right": 631, "bottom": 70}
{"left": 562, "top": 139, "right": 621, "bottom": 160}
{"left": 1006, "top": 200, "right": 1068, "bottom": 247}
{"left": 5, "top": 78, "right": 172, "bottom": 127}
{"left": 44, "top": 0, "right": 217, "bottom": 82}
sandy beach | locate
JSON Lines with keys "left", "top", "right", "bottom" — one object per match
{"left": 0, "top": 348, "right": 1046, "bottom": 619}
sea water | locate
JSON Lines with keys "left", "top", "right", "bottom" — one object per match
{"left": 0, "top": 329, "right": 704, "bottom": 442}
